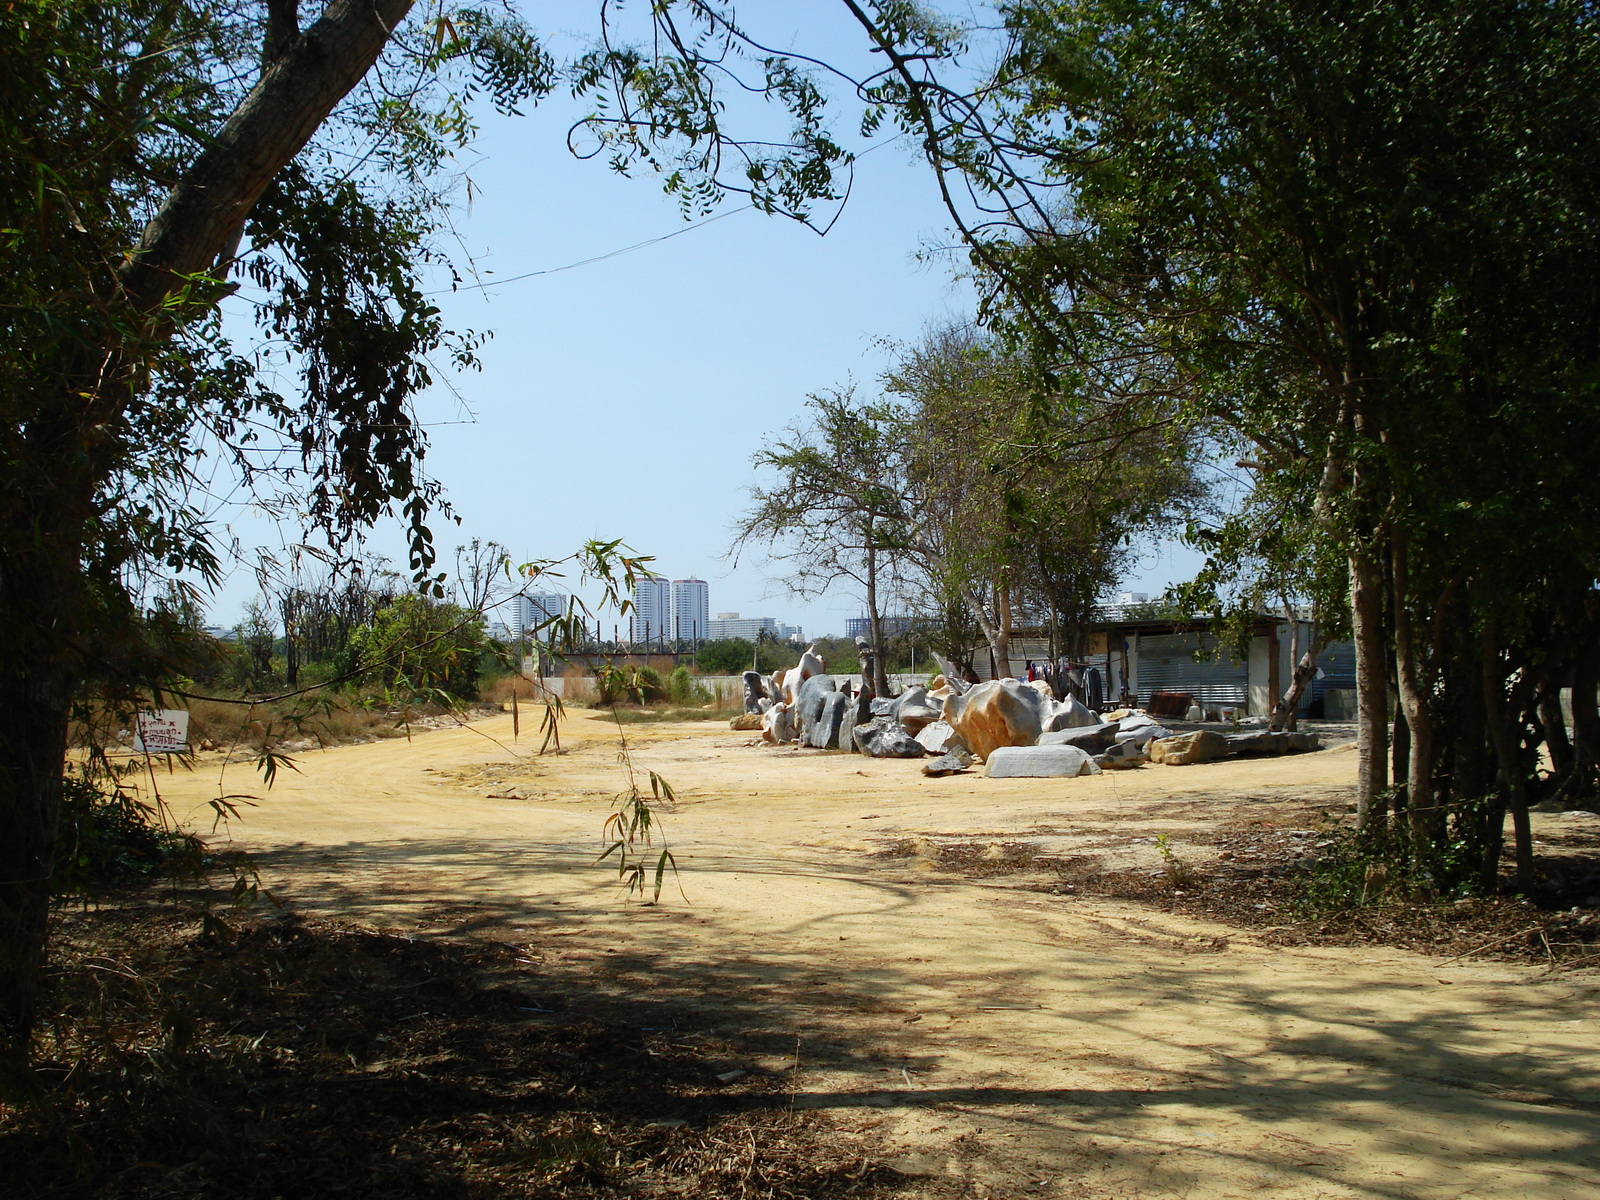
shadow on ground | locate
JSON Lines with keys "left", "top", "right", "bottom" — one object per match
{"left": 181, "top": 835, "right": 1600, "bottom": 1199}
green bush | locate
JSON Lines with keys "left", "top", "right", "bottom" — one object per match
{"left": 695, "top": 638, "right": 754, "bottom": 674}
{"left": 666, "top": 665, "right": 709, "bottom": 704}
{"left": 52, "top": 777, "right": 198, "bottom": 896}
{"left": 695, "top": 638, "right": 800, "bottom": 675}
{"left": 592, "top": 663, "right": 667, "bottom": 706}
{"left": 1292, "top": 801, "right": 1498, "bottom": 915}
{"left": 344, "top": 593, "right": 488, "bottom": 700}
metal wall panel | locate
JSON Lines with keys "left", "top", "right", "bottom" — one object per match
{"left": 1309, "top": 639, "right": 1358, "bottom": 714}
{"left": 1135, "top": 633, "right": 1249, "bottom": 705}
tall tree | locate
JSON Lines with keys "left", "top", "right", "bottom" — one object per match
{"left": 735, "top": 389, "right": 913, "bottom": 696}
{"left": 853, "top": 0, "right": 1600, "bottom": 884}
{"left": 883, "top": 324, "right": 1208, "bottom": 674}
{"left": 2, "top": 0, "right": 875, "bottom": 1077}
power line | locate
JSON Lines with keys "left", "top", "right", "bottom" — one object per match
{"left": 427, "top": 131, "right": 914, "bottom": 297}
{"left": 431, "top": 205, "right": 750, "bottom": 296}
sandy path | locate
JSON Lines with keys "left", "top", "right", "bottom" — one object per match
{"left": 154, "top": 713, "right": 1600, "bottom": 1198}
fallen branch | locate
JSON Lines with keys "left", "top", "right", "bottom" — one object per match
{"left": 1435, "top": 925, "right": 1541, "bottom": 966}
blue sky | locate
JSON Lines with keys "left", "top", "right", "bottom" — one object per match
{"left": 205, "top": 4, "right": 1205, "bottom": 636}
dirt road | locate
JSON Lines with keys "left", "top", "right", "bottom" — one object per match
{"left": 155, "top": 712, "right": 1600, "bottom": 1198}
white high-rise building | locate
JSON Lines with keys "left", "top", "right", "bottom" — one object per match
{"left": 629, "top": 576, "right": 671, "bottom": 643}
{"left": 670, "top": 578, "right": 710, "bottom": 643}
{"left": 705, "top": 613, "right": 804, "bottom": 644}
{"left": 706, "top": 613, "right": 774, "bottom": 641}
{"left": 508, "top": 592, "right": 564, "bottom": 634}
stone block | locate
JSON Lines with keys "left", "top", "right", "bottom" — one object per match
{"left": 915, "top": 720, "right": 959, "bottom": 754}
{"left": 1225, "top": 730, "right": 1323, "bottom": 756}
{"left": 1037, "top": 722, "right": 1119, "bottom": 752}
{"left": 805, "top": 689, "right": 850, "bottom": 749}
{"left": 1041, "top": 695, "right": 1102, "bottom": 732}
{"left": 793, "top": 673, "right": 838, "bottom": 743}
{"left": 1149, "top": 730, "right": 1230, "bottom": 765}
{"left": 922, "top": 747, "right": 974, "bottom": 777}
{"left": 983, "top": 744, "right": 1102, "bottom": 778}
{"left": 1094, "top": 740, "right": 1149, "bottom": 769}
{"left": 742, "top": 669, "right": 769, "bottom": 714}
{"left": 891, "top": 685, "right": 943, "bottom": 735}
{"left": 852, "top": 717, "right": 926, "bottom": 758}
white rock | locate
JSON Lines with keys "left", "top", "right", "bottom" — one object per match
{"left": 1116, "top": 720, "right": 1170, "bottom": 746}
{"left": 984, "top": 745, "right": 1101, "bottom": 778}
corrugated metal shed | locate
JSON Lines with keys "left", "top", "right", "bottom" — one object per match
{"left": 1136, "top": 633, "right": 1249, "bottom": 706}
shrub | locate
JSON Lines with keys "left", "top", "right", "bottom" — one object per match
{"left": 1292, "top": 802, "right": 1498, "bottom": 915}
{"left": 344, "top": 594, "right": 488, "bottom": 700}
{"left": 696, "top": 638, "right": 754, "bottom": 675}
{"left": 52, "top": 776, "right": 199, "bottom": 896}
{"left": 592, "top": 663, "right": 667, "bottom": 706}
{"left": 665, "top": 666, "right": 709, "bottom": 704}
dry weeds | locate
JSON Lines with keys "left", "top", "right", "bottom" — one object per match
{"left": 2, "top": 901, "right": 948, "bottom": 1200}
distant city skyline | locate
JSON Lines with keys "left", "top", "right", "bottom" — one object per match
{"left": 622, "top": 574, "right": 815, "bottom": 643}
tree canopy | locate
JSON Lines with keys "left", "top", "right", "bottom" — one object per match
{"left": 878, "top": 0, "right": 1600, "bottom": 888}
{"left": 0, "top": 0, "right": 868, "bottom": 1081}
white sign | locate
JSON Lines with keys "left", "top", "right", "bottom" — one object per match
{"left": 134, "top": 709, "right": 190, "bottom": 754}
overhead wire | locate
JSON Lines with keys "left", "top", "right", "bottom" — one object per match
{"left": 429, "top": 130, "right": 912, "bottom": 297}
{"left": 429, "top": 205, "right": 750, "bottom": 296}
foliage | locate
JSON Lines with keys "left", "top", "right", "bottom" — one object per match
{"left": 231, "top": 602, "right": 281, "bottom": 693}
{"left": 604, "top": 704, "right": 742, "bottom": 725}
{"left": 598, "top": 752, "right": 679, "bottom": 904}
{"left": 735, "top": 387, "right": 916, "bottom": 694}
{"left": 50, "top": 777, "right": 199, "bottom": 897}
{"left": 0, "top": 0, "right": 567, "bottom": 1073}
{"left": 344, "top": 594, "right": 488, "bottom": 701}
{"left": 0, "top": 0, "right": 886, "bottom": 1072}
{"left": 1292, "top": 805, "right": 1505, "bottom": 916}
{"left": 665, "top": 666, "right": 709, "bottom": 705}
{"left": 863, "top": 0, "right": 1600, "bottom": 884}
{"left": 696, "top": 638, "right": 756, "bottom": 675}
{"left": 885, "top": 323, "right": 1209, "bottom": 662}
{"left": 1153, "top": 834, "right": 1194, "bottom": 891}
{"left": 695, "top": 637, "right": 798, "bottom": 675}
{"left": 592, "top": 663, "right": 666, "bottom": 707}
{"left": 569, "top": 2, "right": 865, "bottom": 223}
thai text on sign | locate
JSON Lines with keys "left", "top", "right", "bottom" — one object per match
{"left": 134, "top": 709, "right": 190, "bottom": 754}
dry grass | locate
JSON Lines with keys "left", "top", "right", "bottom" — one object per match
{"left": 180, "top": 694, "right": 470, "bottom": 755}
{"left": 71, "top": 693, "right": 482, "bottom": 766}
{"left": 482, "top": 675, "right": 566, "bottom": 705}
{"left": 483, "top": 672, "right": 738, "bottom": 712}
{"left": 3, "top": 901, "right": 928, "bottom": 1200}
{"left": 603, "top": 705, "right": 744, "bottom": 725}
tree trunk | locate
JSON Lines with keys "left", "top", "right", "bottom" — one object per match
{"left": 1270, "top": 605, "right": 1300, "bottom": 731}
{"left": 1391, "top": 533, "right": 1435, "bottom": 846}
{"left": 0, "top": 674, "right": 73, "bottom": 1091}
{"left": 1481, "top": 629, "right": 1533, "bottom": 889}
{"left": 0, "top": 498, "right": 84, "bottom": 1087}
{"left": 958, "top": 582, "right": 1009, "bottom": 680}
{"left": 1539, "top": 690, "right": 1573, "bottom": 783}
{"left": 119, "top": 0, "right": 417, "bottom": 310}
{"left": 1270, "top": 613, "right": 1327, "bottom": 733}
{"left": 863, "top": 537, "right": 891, "bottom": 697}
{"left": 997, "top": 576, "right": 1015, "bottom": 678}
{"left": 1, "top": 0, "right": 418, "bottom": 1078}
{"left": 280, "top": 595, "right": 300, "bottom": 689}
{"left": 1350, "top": 545, "right": 1389, "bottom": 826}
{"left": 1390, "top": 708, "right": 1410, "bottom": 822}
{"left": 1569, "top": 648, "right": 1600, "bottom": 806}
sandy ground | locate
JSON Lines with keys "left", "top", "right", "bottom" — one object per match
{"left": 150, "top": 711, "right": 1600, "bottom": 1199}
